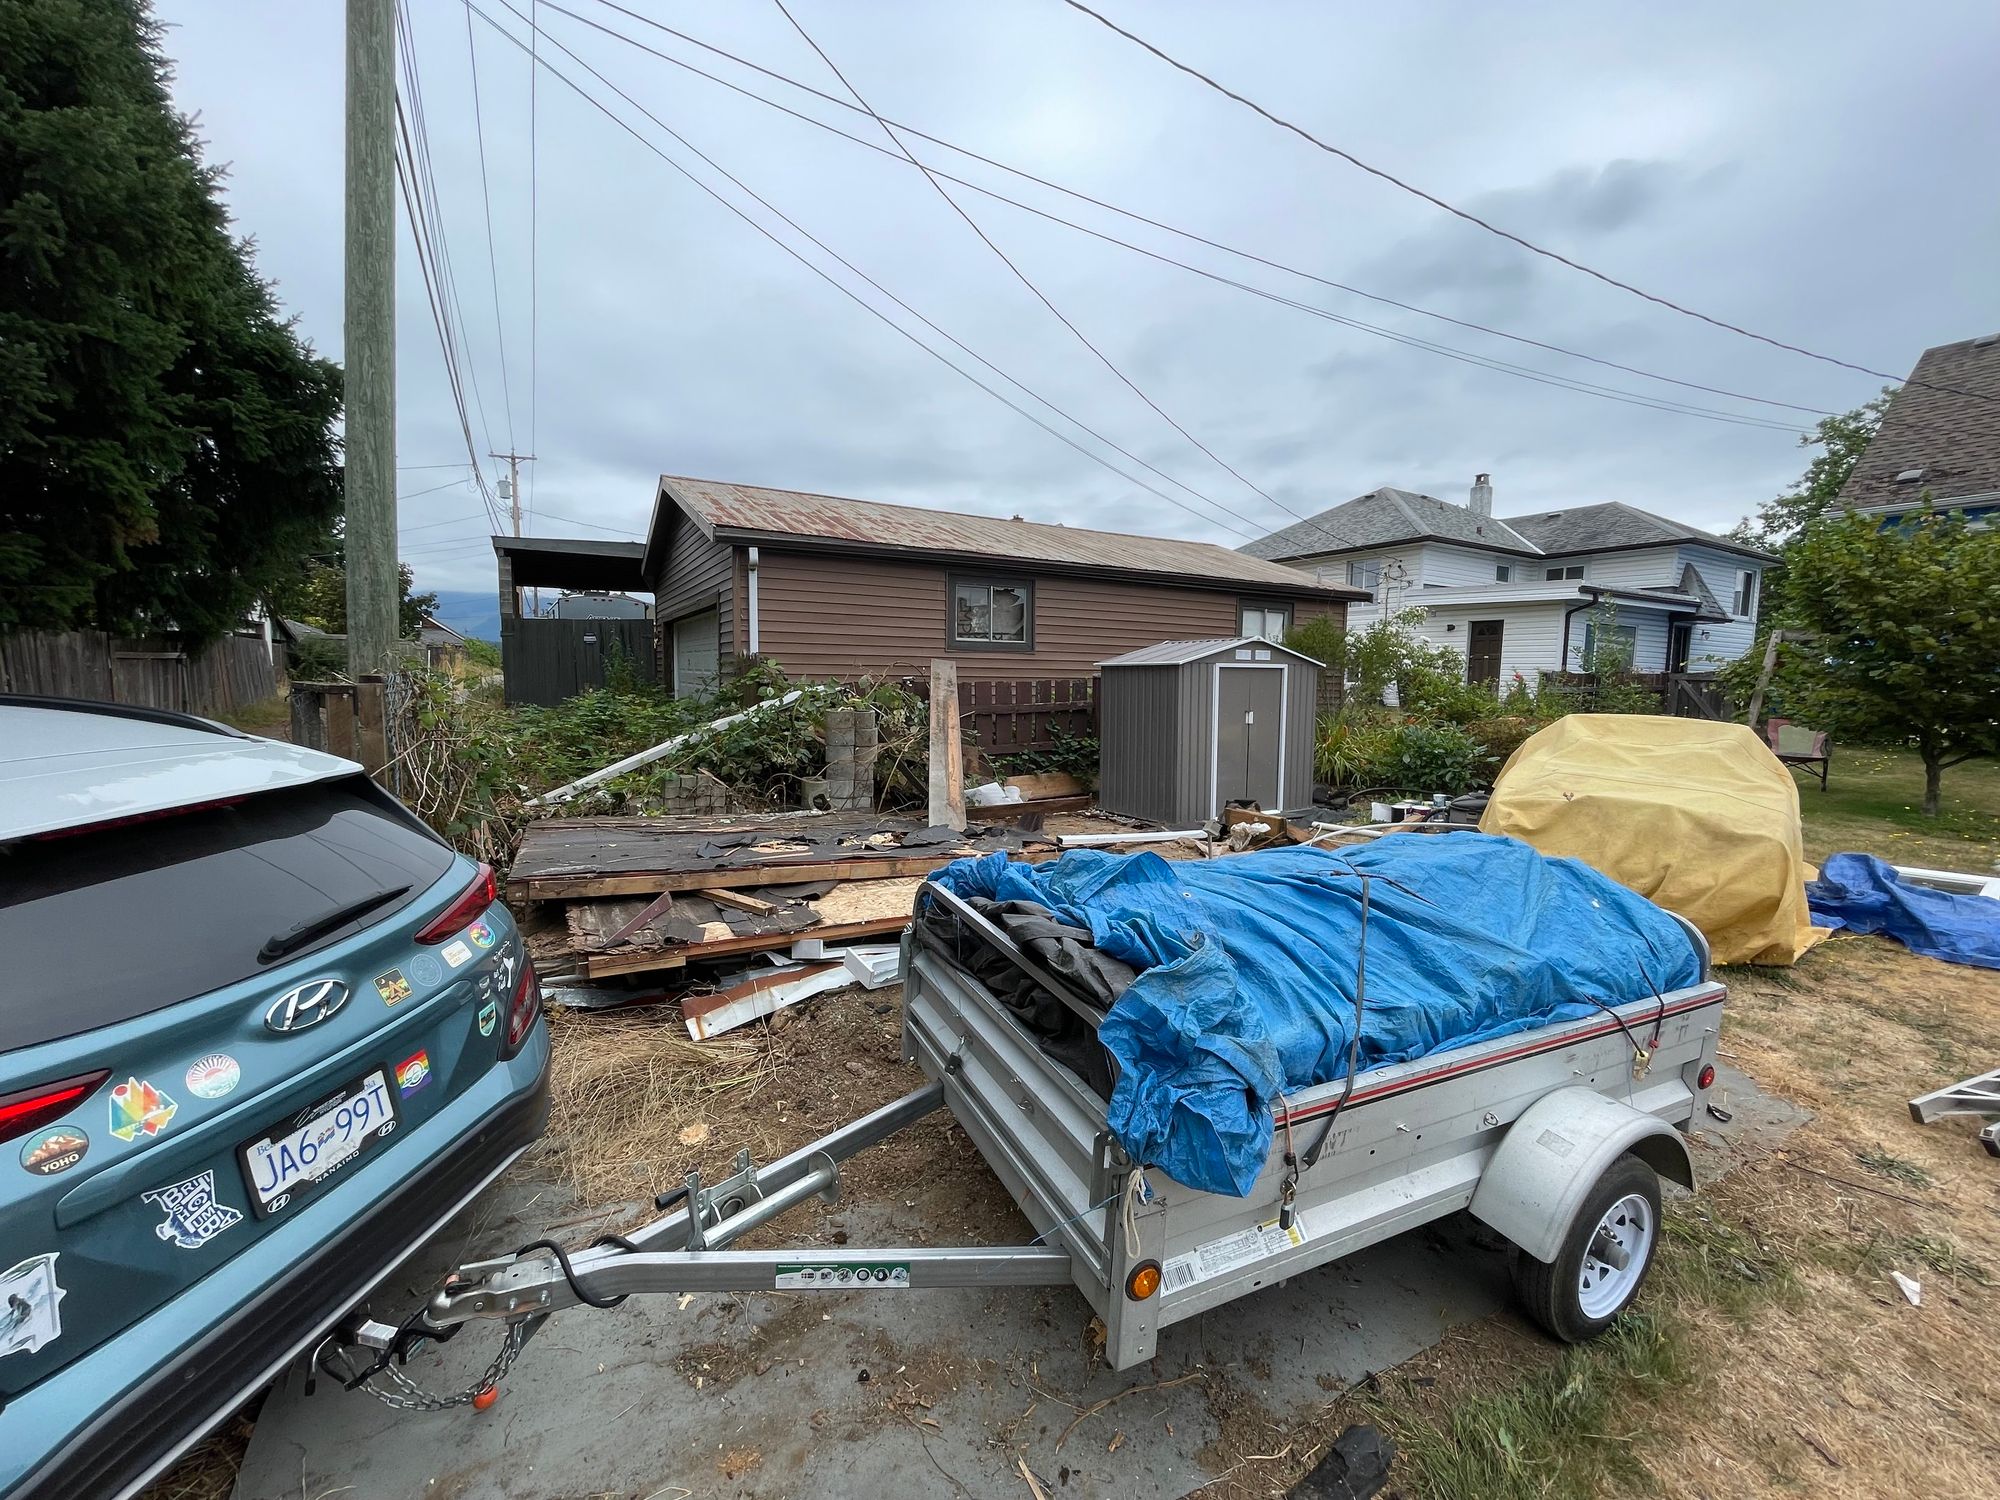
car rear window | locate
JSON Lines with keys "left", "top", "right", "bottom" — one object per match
{"left": 0, "top": 777, "right": 456, "bottom": 1052}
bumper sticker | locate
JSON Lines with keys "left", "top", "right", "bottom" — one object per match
{"left": 374, "top": 968, "right": 413, "bottom": 1006}
{"left": 185, "top": 1054, "right": 241, "bottom": 1100}
{"left": 1161, "top": 1218, "right": 1308, "bottom": 1297}
{"left": 409, "top": 953, "right": 444, "bottom": 988}
{"left": 144, "top": 1170, "right": 244, "bottom": 1250}
{"left": 108, "top": 1078, "right": 178, "bottom": 1142}
{"left": 441, "top": 939, "right": 474, "bottom": 970}
{"left": 477, "top": 999, "right": 499, "bottom": 1037}
{"left": 774, "top": 1262, "right": 910, "bottom": 1290}
{"left": 0, "top": 1254, "right": 66, "bottom": 1359}
{"left": 466, "top": 919, "right": 497, "bottom": 950}
{"left": 396, "top": 1051, "right": 432, "bottom": 1096}
{"left": 20, "top": 1127, "right": 89, "bottom": 1177}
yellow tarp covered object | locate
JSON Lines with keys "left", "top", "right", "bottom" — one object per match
{"left": 1480, "top": 715, "right": 1828, "bottom": 966}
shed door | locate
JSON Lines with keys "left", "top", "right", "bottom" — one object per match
{"left": 672, "top": 609, "right": 719, "bottom": 697}
{"left": 1467, "top": 619, "right": 1504, "bottom": 684}
{"left": 1214, "top": 667, "right": 1284, "bottom": 810}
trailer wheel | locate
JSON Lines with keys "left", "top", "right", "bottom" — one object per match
{"left": 1511, "top": 1153, "right": 1661, "bottom": 1343}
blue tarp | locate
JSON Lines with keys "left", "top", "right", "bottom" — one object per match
{"left": 932, "top": 834, "right": 1702, "bottom": 1196}
{"left": 1806, "top": 853, "right": 2000, "bottom": 971}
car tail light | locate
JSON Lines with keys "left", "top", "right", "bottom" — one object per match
{"left": 501, "top": 958, "right": 542, "bottom": 1057}
{"left": 1696, "top": 1063, "right": 1716, "bottom": 1090}
{"left": 0, "top": 1071, "right": 110, "bottom": 1146}
{"left": 31, "top": 796, "right": 246, "bottom": 841}
{"left": 416, "top": 863, "right": 497, "bottom": 944}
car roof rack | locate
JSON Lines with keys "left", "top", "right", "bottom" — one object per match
{"left": 0, "top": 693, "right": 251, "bottom": 740}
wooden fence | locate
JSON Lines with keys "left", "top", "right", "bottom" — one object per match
{"left": 904, "top": 674, "right": 1098, "bottom": 752}
{"left": 1536, "top": 669, "right": 1731, "bottom": 720}
{"left": 0, "top": 630, "right": 279, "bottom": 717}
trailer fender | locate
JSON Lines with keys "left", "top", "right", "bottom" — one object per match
{"left": 1469, "top": 1088, "right": 1695, "bottom": 1265}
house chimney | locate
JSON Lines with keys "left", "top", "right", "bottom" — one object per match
{"left": 1469, "top": 473, "right": 1493, "bottom": 516}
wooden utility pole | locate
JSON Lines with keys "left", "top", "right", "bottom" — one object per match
{"left": 489, "top": 451, "right": 535, "bottom": 536}
{"left": 344, "top": 0, "right": 398, "bottom": 677}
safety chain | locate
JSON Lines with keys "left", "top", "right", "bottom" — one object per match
{"left": 330, "top": 1321, "right": 527, "bottom": 1413}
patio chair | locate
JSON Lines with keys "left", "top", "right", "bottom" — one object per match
{"left": 1766, "top": 717, "right": 1831, "bottom": 791}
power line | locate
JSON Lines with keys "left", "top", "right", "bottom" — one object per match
{"left": 529, "top": 0, "right": 541, "bottom": 532}
{"left": 537, "top": 0, "right": 1805, "bottom": 434}
{"left": 398, "top": 476, "right": 479, "bottom": 502}
{"left": 563, "top": 0, "right": 1830, "bottom": 419}
{"left": 462, "top": 2, "right": 517, "bottom": 448}
{"left": 472, "top": 0, "right": 1272, "bottom": 541}
{"left": 1061, "top": 0, "right": 1990, "bottom": 404}
{"left": 770, "top": 0, "right": 1312, "bottom": 524}
{"left": 399, "top": 509, "right": 492, "bottom": 532}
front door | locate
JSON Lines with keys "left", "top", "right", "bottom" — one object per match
{"left": 1215, "top": 667, "right": 1284, "bottom": 810}
{"left": 1667, "top": 620, "right": 1693, "bottom": 673}
{"left": 1467, "top": 619, "right": 1504, "bottom": 685}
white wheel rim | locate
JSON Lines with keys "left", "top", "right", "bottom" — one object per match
{"left": 1577, "top": 1192, "right": 1653, "bottom": 1321}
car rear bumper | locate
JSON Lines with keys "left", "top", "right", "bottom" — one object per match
{"left": 0, "top": 1020, "right": 551, "bottom": 1500}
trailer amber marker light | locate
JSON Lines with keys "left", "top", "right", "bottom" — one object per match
{"left": 1126, "top": 1261, "right": 1162, "bottom": 1301}
{"left": 1697, "top": 1064, "right": 1716, "bottom": 1090}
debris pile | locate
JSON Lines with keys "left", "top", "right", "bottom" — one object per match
{"left": 516, "top": 810, "right": 1053, "bottom": 1038}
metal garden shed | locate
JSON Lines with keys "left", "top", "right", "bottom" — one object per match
{"left": 1096, "top": 638, "right": 1320, "bottom": 826}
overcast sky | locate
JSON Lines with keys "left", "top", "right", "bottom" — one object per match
{"left": 156, "top": 0, "right": 2000, "bottom": 596}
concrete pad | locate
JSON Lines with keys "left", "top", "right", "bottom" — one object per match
{"left": 236, "top": 1068, "right": 1807, "bottom": 1500}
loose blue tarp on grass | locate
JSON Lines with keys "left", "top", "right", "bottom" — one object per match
{"left": 932, "top": 833, "right": 1703, "bottom": 1197}
{"left": 1806, "top": 852, "right": 2000, "bottom": 971}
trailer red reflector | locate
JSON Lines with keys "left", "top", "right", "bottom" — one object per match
{"left": 1696, "top": 1064, "right": 1716, "bottom": 1090}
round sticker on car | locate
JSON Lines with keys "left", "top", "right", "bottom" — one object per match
{"left": 20, "top": 1127, "right": 90, "bottom": 1177}
{"left": 184, "top": 1054, "right": 241, "bottom": 1100}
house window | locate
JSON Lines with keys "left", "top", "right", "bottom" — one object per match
{"left": 1733, "top": 569, "right": 1759, "bottom": 618}
{"left": 949, "top": 575, "right": 1033, "bottom": 650}
{"left": 1581, "top": 619, "right": 1638, "bottom": 667}
{"left": 1494, "top": 564, "right": 1512, "bottom": 582}
{"left": 1544, "top": 564, "right": 1585, "bottom": 581}
{"left": 1346, "top": 559, "right": 1381, "bottom": 591}
{"left": 1239, "top": 602, "right": 1291, "bottom": 640}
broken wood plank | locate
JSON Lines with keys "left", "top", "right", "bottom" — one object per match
{"left": 515, "top": 851, "right": 984, "bottom": 902}
{"left": 683, "top": 961, "right": 850, "bottom": 1040}
{"left": 705, "top": 888, "right": 777, "bottom": 915}
{"left": 602, "top": 888, "right": 676, "bottom": 949}
{"left": 582, "top": 914, "right": 914, "bottom": 979}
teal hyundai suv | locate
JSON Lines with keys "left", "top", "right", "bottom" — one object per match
{"left": 0, "top": 697, "right": 551, "bottom": 1500}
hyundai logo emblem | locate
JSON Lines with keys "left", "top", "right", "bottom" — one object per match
{"left": 264, "top": 978, "right": 351, "bottom": 1034}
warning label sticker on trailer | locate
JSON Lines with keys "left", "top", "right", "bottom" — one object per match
{"left": 775, "top": 1262, "right": 911, "bottom": 1290}
{"left": 1161, "top": 1219, "right": 1308, "bottom": 1296}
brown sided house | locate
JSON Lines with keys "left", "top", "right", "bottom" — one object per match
{"left": 641, "top": 475, "right": 1364, "bottom": 693}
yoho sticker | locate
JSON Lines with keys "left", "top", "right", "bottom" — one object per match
{"left": 20, "top": 1128, "right": 89, "bottom": 1178}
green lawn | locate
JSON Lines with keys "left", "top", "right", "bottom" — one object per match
{"left": 1796, "top": 745, "right": 2000, "bottom": 872}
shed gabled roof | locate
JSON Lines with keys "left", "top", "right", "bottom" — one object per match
{"left": 650, "top": 475, "right": 1362, "bottom": 597}
{"left": 1838, "top": 333, "right": 2000, "bottom": 510}
{"left": 1506, "top": 501, "right": 1775, "bottom": 561}
{"left": 1098, "top": 636, "right": 1322, "bottom": 668}
{"left": 1238, "top": 487, "right": 1543, "bottom": 562}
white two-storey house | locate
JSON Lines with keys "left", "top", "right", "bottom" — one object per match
{"left": 1240, "top": 475, "right": 1774, "bottom": 687}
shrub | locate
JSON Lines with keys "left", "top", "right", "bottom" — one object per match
{"left": 1465, "top": 715, "right": 1544, "bottom": 775}
{"left": 1381, "top": 721, "right": 1482, "bottom": 796}
{"left": 288, "top": 634, "right": 347, "bottom": 681}
{"left": 1284, "top": 614, "right": 1346, "bottom": 672}
{"left": 990, "top": 728, "right": 1099, "bottom": 790}
{"left": 1313, "top": 709, "right": 1403, "bottom": 788}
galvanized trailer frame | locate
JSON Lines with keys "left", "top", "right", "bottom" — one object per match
{"left": 415, "top": 883, "right": 1724, "bottom": 1373}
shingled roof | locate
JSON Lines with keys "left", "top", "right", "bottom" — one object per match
{"left": 1238, "top": 487, "right": 1542, "bottom": 561}
{"left": 1838, "top": 333, "right": 2000, "bottom": 511}
{"left": 1507, "top": 501, "right": 1774, "bottom": 561}
{"left": 649, "top": 476, "right": 1362, "bottom": 597}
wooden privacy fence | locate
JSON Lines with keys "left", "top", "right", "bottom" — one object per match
{"left": 0, "top": 630, "right": 278, "bottom": 716}
{"left": 1536, "top": 670, "right": 1730, "bottom": 720}
{"left": 905, "top": 674, "right": 1098, "bottom": 753}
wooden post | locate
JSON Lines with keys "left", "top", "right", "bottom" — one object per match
{"left": 1744, "top": 630, "right": 1789, "bottom": 728}
{"left": 325, "top": 689, "right": 358, "bottom": 761}
{"left": 355, "top": 674, "right": 389, "bottom": 782}
{"left": 928, "top": 659, "right": 964, "bottom": 831}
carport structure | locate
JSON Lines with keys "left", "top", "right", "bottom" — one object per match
{"left": 491, "top": 537, "right": 653, "bottom": 706}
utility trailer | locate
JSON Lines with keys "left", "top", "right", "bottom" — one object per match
{"left": 359, "top": 881, "right": 1726, "bottom": 1393}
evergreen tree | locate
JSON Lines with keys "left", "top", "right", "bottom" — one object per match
{"left": 0, "top": 0, "right": 342, "bottom": 639}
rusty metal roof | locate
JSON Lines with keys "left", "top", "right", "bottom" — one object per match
{"left": 656, "top": 476, "right": 1361, "bottom": 596}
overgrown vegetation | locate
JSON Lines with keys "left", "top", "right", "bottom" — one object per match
{"left": 1292, "top": 607, "right": 1665, "bottom": 796}
{"left": 988, "top": 727, "right": 1100, "bottom": 789}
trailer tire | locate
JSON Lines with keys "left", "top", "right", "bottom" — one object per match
{"left": 1511, "top": 1153, "right": 1661, "bottom": 1343}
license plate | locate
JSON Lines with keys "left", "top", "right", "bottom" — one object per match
{"left": 238, "top": 1069, "right": 399, "bottom": 1218}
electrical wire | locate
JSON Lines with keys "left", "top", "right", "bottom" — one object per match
{"left": 539, "top": 0, "right": 1808, "bottom": 433}
{"left": 1061, "top": 0, "right": 1994, "bottom": 404}
{"left": 770, "top": 0, "right": 1316, "bottom": 524}
{"left": 463, "top": 1, "right": 517, "bottom": 448}
{"left": 529, "top": 0, "right": 541, "bottom": 532}
{"left": 469, "top": 0, "right": 1273, "bottom": 543}
{"left": 564, "top": 0, "right": 1833, "bottom": 418}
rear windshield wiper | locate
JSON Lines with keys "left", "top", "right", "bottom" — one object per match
{"left": 259, "top": 885, "right": 412, "bottom": 964}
